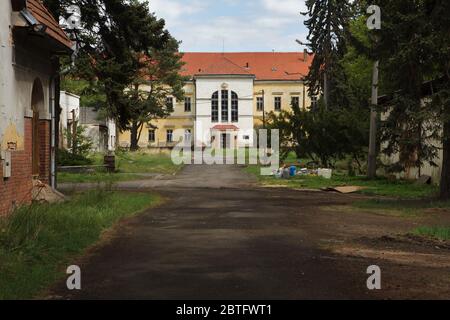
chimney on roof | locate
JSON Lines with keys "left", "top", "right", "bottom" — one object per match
{"left": 245, "top": 62, "right": 249, "bottom": 68}
{"left": 303, "top": 49, "right": 308, "bottom": 62}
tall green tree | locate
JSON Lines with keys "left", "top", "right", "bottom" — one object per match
{"left": 376, "top": 0, "right": 436, "bottom": 174}
{"left": 374, "top": 0, "right": 450, "bottom": 199}
{"left": 43, "top": 0, "right": 174, "bottom": 130}
{"left": 303, "top": 0, "right": 351, "bottom": 108}
{"left": 424, "top": 0, "right": 450, "bottom": 199}
{"left": 126, "top": 38, "right": 187, "bottom": 150}
{"left": 373, "top": 1, "right": 442, "bottom": 190}
{"left": 271, "top": 3, "right": 369, "bottom": 169}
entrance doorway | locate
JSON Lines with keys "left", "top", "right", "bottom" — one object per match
{"left": 221, "top": 133, "right": 230, "bottom": 149}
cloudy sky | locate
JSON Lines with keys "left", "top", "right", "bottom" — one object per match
{"left": 146, "top": 0, "right": 309, "bottom": 52}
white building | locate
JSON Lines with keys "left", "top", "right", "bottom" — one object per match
{"left": 59, "top": 91, "right": 80, "bottom": 149}
{"left": 0, "top": 0, "right": 72, "bottom": 214}
{"left": 60, "top": 92, "right": 116, "bottom": 152}
{"left": 194, "top": 73, "right": 255, "bottom": 148}
{"left": 79, "top": 106, "right": 116, "bottom": 152}
{"left": 118, "top": 52, "right": 314, "bottom": 150}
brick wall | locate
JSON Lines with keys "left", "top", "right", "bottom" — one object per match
{"left": 39, "top": 120, "right": 51, "bottom": 184}
{"left": 0, "top": 118, "right": 34, "bottom": 216}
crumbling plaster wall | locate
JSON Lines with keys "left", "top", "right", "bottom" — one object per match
{"left": 0, "top": 2, "right": 52, "bottom": 152}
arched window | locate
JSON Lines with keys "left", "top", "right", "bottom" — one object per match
{"left": 211, "top": 91, "right": 219, "bottom": 122}
{"left": 231, "top": 91, "right": 238, "bottom": 122}
{"left": 221, "top": 90, "right": 228, "bottom": 122}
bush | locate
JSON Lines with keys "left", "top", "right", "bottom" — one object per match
{"left": 57, "top": 148, "right": 93, "bottom": 166}
{"left": 65, "top": 126, "right": 93, "bottom": 156}
{"left": 59, "top": 125, "right": 94, "bottom": 166}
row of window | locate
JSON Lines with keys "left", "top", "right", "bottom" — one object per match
{"left": 166, "top": 97, "right": 192, "bottom": 112}
{"left": 148, "top": 129, "right": 192, "bottom": 143}
{"left": 165, "top": 94, "right": 319, "bottom": 118}
{"left": 211, "top": 90, "right": 239, "bottom": 123}
{"left": 256, "top": 96, "right": 311, "bottom": 112}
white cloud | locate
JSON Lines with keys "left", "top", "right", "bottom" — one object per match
{"left": 262, "top": 0, "right": 307, "bottom": 17}
{"left": 148, "top": 0, "right": 207, "bottom": 27}
{"left": 146, "top": 0, "right": 309, "bottom": 52}
{"left": 254, "top": 16, "right": 293, "bottom": 28}
{"left": 175, "top": 15, "right": 306, "bottom": 52}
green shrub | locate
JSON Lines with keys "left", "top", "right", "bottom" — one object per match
{"left": 57, "top": 148, "right": 93, "bottom": 166}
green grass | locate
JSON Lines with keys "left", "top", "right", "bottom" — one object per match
{"left": 115, "top": 151, "right": 182, "bottom": 174}
{"left": 353, "top": 198, "right": 450, "bottom": 210}
{"left": 58, "top": 171, "right": 148, "bottom": 183}
{"left": 0, "top": 191, "right": 161, "bottom": 299}
{"left": 351, "top": 198, "right": 450, "bottom": 240}
{"left": 245, "top": 165, "right": 439, "bottom": 198}
{"left": 351, "top": 198, "right": 450, "bottom": 217}
{"left": 413, "top": 226, "right": 450, "bottom": 240}
{"left": 58, "top": 151, "right": 182, "bottom": 183}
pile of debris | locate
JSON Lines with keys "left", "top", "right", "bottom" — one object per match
{"left": 271, "top": 165, "right": 333, "bottom": 180}
{"left": 32, "top": 180, "right": 66, "bottom": 204}
{"left": 270, "top": 164, "right": 366, "bottom": 194}
{"left": 320, "top": 186, "right": 366, "bottom": 194}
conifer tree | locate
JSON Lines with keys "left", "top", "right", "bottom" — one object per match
{"left": 43, "top": 0, "right": 185, "bottom": 140}
{"left": 126, "top": 37, "right": 188, "bottom": 150}
{"left": 303, "top": 0, "right": 351, "bottom": 108}
{"left": 375, "top": 0, "right": 450, "bottom": 198}
{"left": 423, "top": 0, "right": 450, "bottom": 199}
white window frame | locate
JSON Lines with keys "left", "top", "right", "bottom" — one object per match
{"left": 166, "top": 129, "right": 173, "bottom": 143}
{"left": 148, "top": 129, "right": 155, "bottom": 142}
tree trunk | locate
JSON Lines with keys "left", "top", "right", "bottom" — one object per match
{"left": 323, "top": 71, "right": 329, "bottom": 109}
{"left": 130, "top": 122, "right": 139, "bottom": 151}
{"left": 440, "top": 120, "right": 450, "bottom": 200}
{"left": 294, "top": 145, "right": 302, "bottom": 160}
{"left": 368, "top": 60, "right": 379, "bottom": 179}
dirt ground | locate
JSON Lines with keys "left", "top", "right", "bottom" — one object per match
{"left": 52, "top": 165, "right": 450, "bottom": 300}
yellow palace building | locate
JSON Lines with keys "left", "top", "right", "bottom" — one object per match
{"left": 118, "top": 51, "right": 316, "bottom": 149}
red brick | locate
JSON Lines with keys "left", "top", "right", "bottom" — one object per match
{"left": 0, "top": 118, "right": 49, "bottom": 216}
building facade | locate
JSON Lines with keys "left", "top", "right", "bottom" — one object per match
{"left": 79, "top": 106, "right": 116, "bottom": 152}
{"left": 118, "top": 52, "right": 314, "bottom": 150}
{"left": 59, "top": 91, "right": 80, "bottom": 149}
{"left": 60, "top": 92, "right": 116, "bottom": 152}
{"left": 0, "top": 0, "right": 72, "bottom": 215}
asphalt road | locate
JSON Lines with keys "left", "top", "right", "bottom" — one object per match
{"left": 50, "top": 165, "right": 397, "bottom": 299}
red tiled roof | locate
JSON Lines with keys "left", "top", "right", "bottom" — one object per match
{"left": 195, "top": 55, "right": 251, "bottom": 76}
{"left": 211, "top": 125, "right": 239, "bottom": 131}
{"left": 181, "top": 52, "right": 313, "bottom": 81}
{"left": 27, "top": 0, "right": 72, "bottom": 50}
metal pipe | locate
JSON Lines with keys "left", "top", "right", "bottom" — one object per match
{"left": 50, "top": 76, "right": 56, "bottom": 189}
